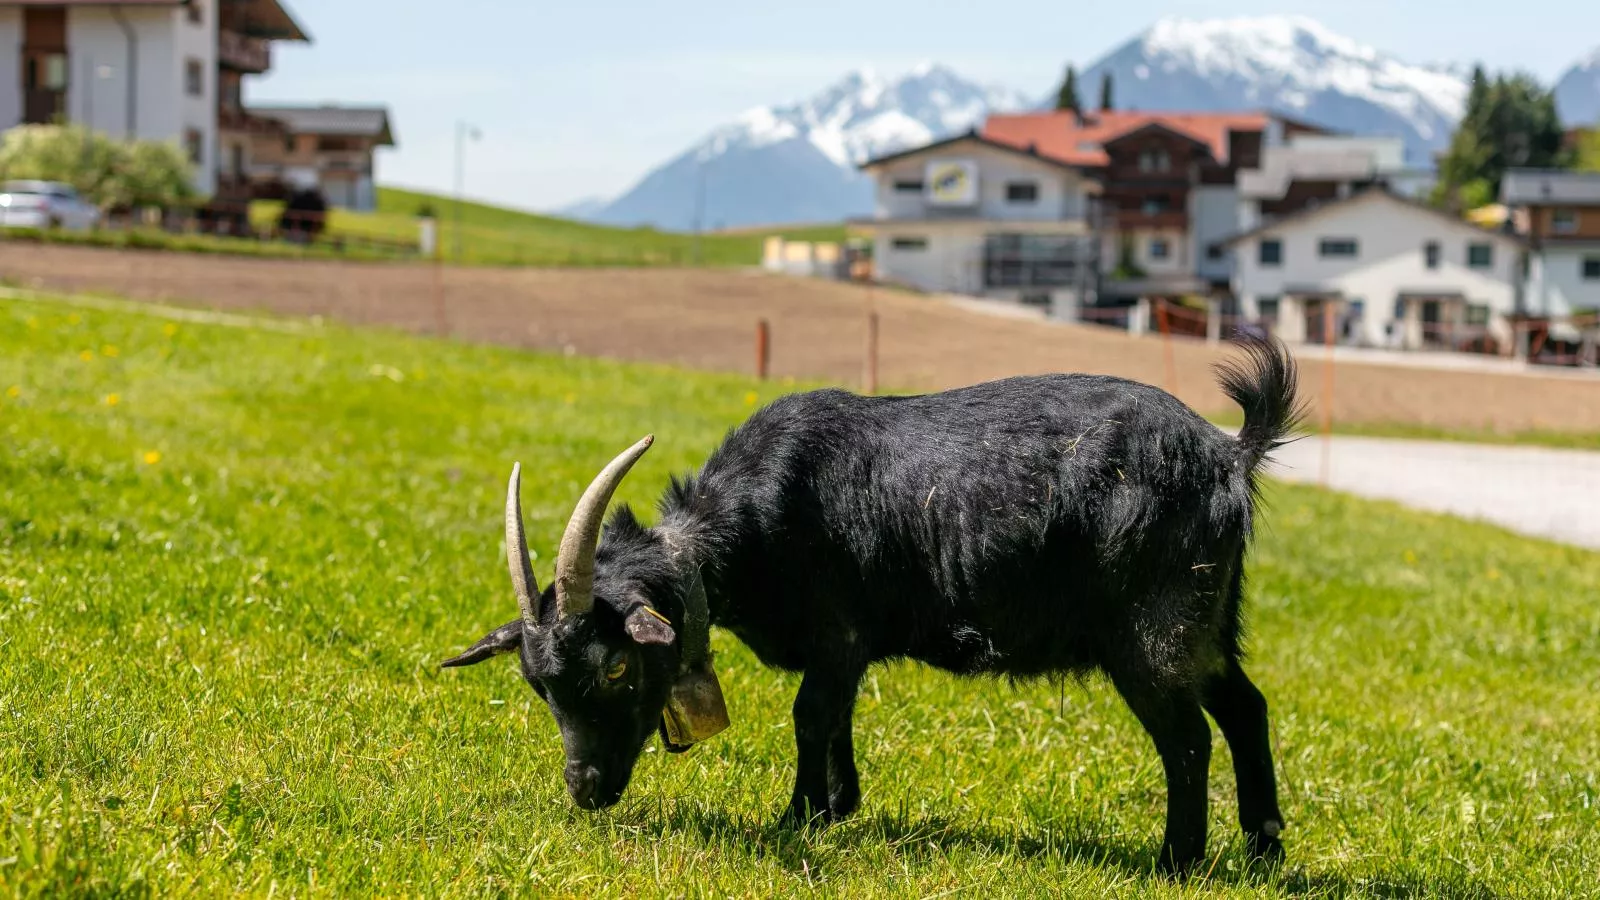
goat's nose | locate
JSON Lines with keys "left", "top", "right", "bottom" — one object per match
{"left": 567, "top": 764, "right": 603, "bottom": 810}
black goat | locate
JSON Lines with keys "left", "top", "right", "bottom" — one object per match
{"left": 443, "top": 334, "right": 1302, "bottom": 874}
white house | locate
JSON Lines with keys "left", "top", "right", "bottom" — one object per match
{"left": 854, "top": 130, "right": 1099, "bottom": 316}
{"left": 1222, "top": 188, "right": 1525, "bottom": 352}
{"left": 0, "top": 0, "right": 309, "bottom": 197}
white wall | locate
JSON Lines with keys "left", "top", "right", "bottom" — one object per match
{"left": 0, "top": 8, "right": 20, "bottom": 130}
{"left": 174, "top": 0, "right": 214, "bottom": 193}
{"left": 1192, "top": 185, "right": 1237, "bottom": 281}
{"left": 871, "top": 141, "right": 1091, "bottom": 222}
{"left": 1531, "top": 247, "right": 1600, "bottom": 317}
{"left": 64, "top": 5, "right": 213, "bottom": 194}
{"left": 1231, "top": 193, "right": 1521, "bottom": 345}
{"left": 872, "top": 223, "right": 985, "bottom": 295}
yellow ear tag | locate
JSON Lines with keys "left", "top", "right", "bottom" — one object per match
{"left": 662, "top": 658, "right": 731, "bottom": 746}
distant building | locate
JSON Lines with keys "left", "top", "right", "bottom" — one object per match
{"left": 853, "top": 130, "right": 1100, "bottom": 316}
{"left": 245, "top": 104, "right": 396, "bottom": 211}
{"left": 0, "top": 0, "right": 310, "bottom": 198}
{"left": 1221, "top": 187, "right": 1525, "bottom": 352}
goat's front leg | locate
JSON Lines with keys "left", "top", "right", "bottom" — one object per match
{"left": 784, "top": 667, "right": 862, "bottom": 826}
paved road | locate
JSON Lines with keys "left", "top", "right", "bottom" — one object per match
{"left": 1267, "top": 435, "right": 1600, "bottom": 550}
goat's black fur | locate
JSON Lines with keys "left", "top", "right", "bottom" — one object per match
{"left": 446, "top": 334, "right": 1301, "bottom": 875}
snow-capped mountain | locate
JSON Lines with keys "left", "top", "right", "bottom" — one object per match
{"left": 1077, "top": 16, "right": 1468, "bottom": 163}
{"left": 591, "top": 65, "right": 1028, "bottom": 231}
{"left": 1555, "top": 48, "right": 1600, "bottom": 126}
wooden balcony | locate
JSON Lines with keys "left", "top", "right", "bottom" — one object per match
{"left": 218, "top": 30, "right": 271, "bottom": 73}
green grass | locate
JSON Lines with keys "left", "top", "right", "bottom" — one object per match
{"left": 3, "top": 295, "right": 1600, "bottom": 898}
{"left": 246, "top": 187, "right": 850, "bottom": 268}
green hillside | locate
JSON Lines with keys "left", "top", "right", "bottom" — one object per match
{"left": 248, "top": 187, "right": 851, "bottom": 267}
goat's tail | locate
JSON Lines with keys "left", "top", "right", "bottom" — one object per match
{"left": 1215, "top": 333, "right": 1306, "bottom": 473}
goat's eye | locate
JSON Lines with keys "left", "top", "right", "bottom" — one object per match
{"left": 604, "top": 657, "right": 628, "bottom": 682}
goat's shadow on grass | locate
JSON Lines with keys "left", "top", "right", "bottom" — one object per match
{"left": 629, "top": 805, "right": 1506, "bottom": 899}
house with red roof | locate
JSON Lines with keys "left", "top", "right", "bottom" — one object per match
{"left": 857, "top": 107, "right": 1434, "bottom": 335}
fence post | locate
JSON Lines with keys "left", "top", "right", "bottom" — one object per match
{"left": 431, "top": 247, "right": 448, "bottom": 337}
{"left": 755, "top": 319, "right": 771, "bottom": 380}
{"left": 1154, "top": 299, "right": 1177, "bottom": 395}
{"left": 863, "top": 309, "right": 880, "bottom": 395}
{"left": 1319, "top": 302, "right": 1336, "bottom": 487}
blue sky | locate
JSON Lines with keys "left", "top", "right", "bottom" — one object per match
{"left": 251, "top": 0, "right": 1600, "bottom": 212}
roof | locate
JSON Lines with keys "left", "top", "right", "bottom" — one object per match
{"left": 858, "top": 129, "right": 1091, "bottom": 174}
{"left": 247, "top": 105, "right": 395, "bottom": 145}
{"left": 981, "top": 110, "right": 1291, "bottom": 167}
{"left": 1500, "top": 169, "right": 1600, "bottom": 206}
{"left": 0, "top": 0, "right": 311, "bottom": 40}
{"left": 1216, "top": 187, "right": 1527, "bottom": 249}
{"left": 230, "top": 0, "right": 309, "bottom": 41}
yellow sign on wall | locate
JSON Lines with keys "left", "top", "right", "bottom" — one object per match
{"left": 925, "top": 159, "right": 978, "bottom": 206}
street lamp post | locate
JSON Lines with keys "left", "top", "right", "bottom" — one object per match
{"left": 454, "top": 121, "right": 481, "bottom": 263}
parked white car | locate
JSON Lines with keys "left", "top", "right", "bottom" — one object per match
{"left": 0, "top": 180, "right": 101, "bottom": 231}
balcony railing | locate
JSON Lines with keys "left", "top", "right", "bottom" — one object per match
{"left": 23, "top": 89, "right": 65, "bottom": 125}
{"left": 218, "top": 30, "right": 271, "bottom": 72}
{"left": 982, "top": 234, "right": 1096, "bottom": 288}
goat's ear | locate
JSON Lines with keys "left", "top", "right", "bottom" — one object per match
{"left": 624, "top": 606, "right": 676, "bottom": 647}
{"left": 440, "top": 619, "right": 524, "bottom": 668}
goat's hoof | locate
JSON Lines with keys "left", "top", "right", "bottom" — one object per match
{"left": 827, "top": 790, "right": 860, "bottom": 820}
{"left": 1245, "top": 830, "right": 1285, "bottom": 866}
{"left": 1156, "top": 849, "right": 1205, "bottom": 879}
{"left": 779, "top": 800, "right": 835, "bottom": 831}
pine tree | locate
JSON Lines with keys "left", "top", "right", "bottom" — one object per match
{"left": 1099, "top": 73, "right": 1114, "bottom": 111}
{"left": 1434, "top": 65, "right": 1568, "bottom": 209}
{"left": 1055, "top": 65, "right": 1081, "bottom": 114}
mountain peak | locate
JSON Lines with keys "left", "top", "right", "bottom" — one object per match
{"left": 1084, "top": 15, "right": 1467, "bottom": 155}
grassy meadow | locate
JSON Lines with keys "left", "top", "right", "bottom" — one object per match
{"left": 2, "top": 294, "right": 1598, "bottom": 898}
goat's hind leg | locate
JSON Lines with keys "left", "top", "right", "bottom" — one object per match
{"left": 1202, "top": 660, "right": 1284, "bottom": 863}
{"left": 1109, "top": 666, "right": 1213, "bottom": 876}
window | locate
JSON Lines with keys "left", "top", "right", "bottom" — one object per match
{"left": 1005, "top": 181, "right": 1039, "bottom": 203}
{"left": 1256, "top": 296, "right": 1280, "bottom": 323}
{"left": 1553, "top": 209, "right": 1579, "bottom": 234}
{"left": 185, "top": 58, "right": 204, "bottom": 97}
{"left": 1466, "top": 304, "right": 1491, "bottom": 326}
{"left": 220, "top": 75, "right": 241, "bottom": 110}
{"left": 1206, "top": 245, "right": 1225, "bottom": 261}
{"left": 1424, "top": 241, "right": 1440, "bottom": 270}
{"left": 1148, "top": 237, "right": 1170, "bottom": 260}
{"left": 891, "top": 236, "right": 928, "bottom": 252}
{"left": 284, "top": 134, "right": 297, "bottom": 154}
{"left": 1258, "top": 239, "right": 1283, "bottom": 267}
{"left": 187, "top": 0, "right": 203, "bottom": 24}
{"left": 893, "top": 179, "right": 924, "bottom": 194}
{"left": 1141, "top": 195, "right": 1171, "bottom": 216}
{"left": 1583, "top": 257, "right": 1600, "bottom": 281}
{"left": 184, "top": 129, "right": 204, "bottom": 165}
{"left": 1468, "top": 243, "right": 1493, "bottom": 269}
{"left": 1138, "top": 149, "right": 1171, "bottom": 173}
{"left": 1319, "top": 238, "right": 1358, "bottom": 259}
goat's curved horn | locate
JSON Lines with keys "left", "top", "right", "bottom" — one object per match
{"left": 555, "top": 435, "right": 655, "bottom": 618}
{"left": 505, "top": 462, "right": 541, "bottom": 631}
